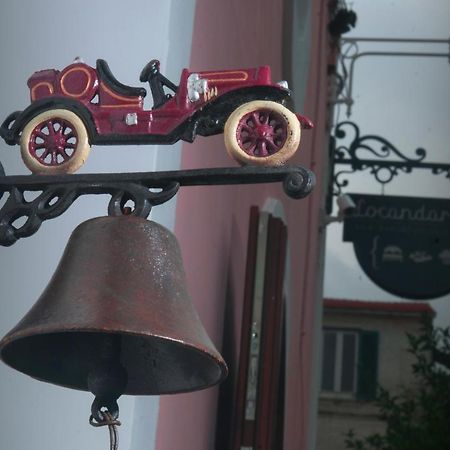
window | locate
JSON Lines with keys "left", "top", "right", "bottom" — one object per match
{"left": 321, "top": 330, "right": 358, "bottom": 394}
{"left": 321, "top": 329, "right": 379, "bottom": 400}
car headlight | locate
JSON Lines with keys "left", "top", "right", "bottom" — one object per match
{"left": 187, "top": 73, "right": 208, "bottom": 102}
{"left": 277, "top": 80, "right": 289, "bottom": 89}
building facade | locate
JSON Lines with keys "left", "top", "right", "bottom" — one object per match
{"left": 317, "top": 299, "right": 435, "bottom": 450}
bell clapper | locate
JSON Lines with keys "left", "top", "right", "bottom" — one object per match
{"left": 88, "top": 334, "right": 128, "bottom": 450}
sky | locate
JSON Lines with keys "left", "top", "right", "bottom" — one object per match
{"left": 323, "top": 0, "right": 450, "bottom": 327}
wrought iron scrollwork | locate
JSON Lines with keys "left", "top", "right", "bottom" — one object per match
{"left": 106, "top": 182, "right": 179, "bottom": 218}
{"left": 332, "top": 121, "right": 450, "bottom": 195}
{"left": 335, "top": 121, "right": 426, "bottom": 162}
{"left": 0, "top": 165, "right": 315, "bottom": 246}
{"left": 0, "top": 181, "right": 180, "bottom": 247}
{"left": 0, "top": 185, "right": 75, "bottom": 246}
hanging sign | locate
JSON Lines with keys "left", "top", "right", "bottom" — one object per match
{"left": 343, "top": 193, "right": 450, "bottom": 300}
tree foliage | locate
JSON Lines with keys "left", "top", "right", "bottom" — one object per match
{"left": 345, "top": 320, "right": 450, "bottom": 450}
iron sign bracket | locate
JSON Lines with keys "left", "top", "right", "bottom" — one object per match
{"left": 326, "top": 121, "right": 450, "bottom": 213}
{"left": 331, "top": 37, "right": 450, "bottom": 117}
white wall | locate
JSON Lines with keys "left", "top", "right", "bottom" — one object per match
{"left": 0, "top": 1, "right": 196, "bottom": 449}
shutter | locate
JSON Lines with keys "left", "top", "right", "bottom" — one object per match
{"left": 229, "top": 206, "right": 261, "bottom": 450}
{"left": 254, "top": 216, "right": 287, "bottom": 450}
{"left": 356, "top": 330, "right": 379, "bottom": 400}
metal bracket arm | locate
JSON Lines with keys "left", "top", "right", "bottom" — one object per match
{"left": 0, "top": 165, "right": 315, "bottom": 246}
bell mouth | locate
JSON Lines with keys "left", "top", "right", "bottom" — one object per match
{"left": 0, "top": 330, "right": 228, "bottom": 395}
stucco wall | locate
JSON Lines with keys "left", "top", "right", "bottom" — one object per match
{"left": 155, "top": 0, "right": 330, "bottom": 449}
{"left": 317, "top": 310, "right": 425, "bottom": 450}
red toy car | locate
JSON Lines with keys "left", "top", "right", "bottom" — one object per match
{"left": 0, "top": 58, "right": 313, "bottom": 174}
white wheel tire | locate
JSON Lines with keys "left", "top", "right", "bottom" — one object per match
{"left": 20, "top": 109, "right": 91, "bottom": 174}
{"left": 224, "top": 100, "right": 301, "bottom": 166}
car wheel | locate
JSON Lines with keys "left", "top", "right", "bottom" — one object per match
{"left": 224, "top": 100, "right": 301, "bottom": 166}
{"left": 20, "top": 109, "right": 91, "bottom": 174}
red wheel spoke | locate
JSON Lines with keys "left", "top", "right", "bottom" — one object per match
{"left": 243, "top": 134, "right": 257, "bottom": 143}
{"left": 60, "top": 150, "right": 70, "bottom": 161}
{"left": 35, "top": 131, "right": 48, "bottom": 140}
{"left": 246, "top": 141, "right": 257, "bottom": 154}
{"left": 240, "top": 124, "right": 254, "bottom": 134}
{"left": 242, "top": 136, "right": 257, "bottom": 148}
{"left": 265, "top": 136, "right": 278, "bottom": 152}
{"left": 39, "top": 149, "right": 50, "bottom": 161}
{"left": 257, "top": 140, "right": 269, "bottom": 157}
{"left": 65, "top": 132, "right": 75, "bottom": 140}
{"left": 34, "top": 143, "right": 46, "bottom": 150}
{"left": 65, "top": 142, "right": 76, "bottom": 149}
{"left": 47, "top": 121, "right": 55, "bottom": 135}
{"left": 251, "top": 112, "right": 261, "bottom": 126}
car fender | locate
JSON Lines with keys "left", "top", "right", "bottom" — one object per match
{"left": 191, "top": 85, "right": 292, "bottom": 138}
{"left": 4, "top": 97, "right": 96, "bottom": 145}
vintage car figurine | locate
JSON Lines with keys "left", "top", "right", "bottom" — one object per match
{"left": 0, "top": 58, "right": 313, "bottom": 174}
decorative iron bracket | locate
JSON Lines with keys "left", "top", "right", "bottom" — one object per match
{"left": 326, "top": 121, "right": 450, "bottom": 213}
{"left": 0, "top": 164, "right": 315, "bottom": 246}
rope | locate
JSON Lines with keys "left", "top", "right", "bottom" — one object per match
{"left": 90, "top": 410, "right": 121, "bottom": 450}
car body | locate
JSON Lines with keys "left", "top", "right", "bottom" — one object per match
{"left": 0, "top": 58, "right": 313, "bottom": 174}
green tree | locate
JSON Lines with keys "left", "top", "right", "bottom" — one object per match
{"left": 345, "top": 320, "right": 450, "bottom": 450}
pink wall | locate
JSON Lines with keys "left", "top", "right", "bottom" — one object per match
{"left": 156, "top": 0, "right": 330, "bottom": 449}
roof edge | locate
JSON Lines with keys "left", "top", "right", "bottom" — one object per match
{"left": 324, "top": 298, "right": 435, "bottom": 317}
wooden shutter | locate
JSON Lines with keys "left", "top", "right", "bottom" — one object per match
{"left": 229, "top": 208, "right": 288, "bottom": 450}
{"left": 254, "top": 215, "right": 287, "bottom": 450}
{"left": 356, "top": 330, "right": 379, "bottom": 400}
{"left": 231, "top": 206, "right": 261, "bottom": 450}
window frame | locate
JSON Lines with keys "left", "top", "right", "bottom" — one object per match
{"left": 320, "top": 327, "right": 360, "bottom": 397}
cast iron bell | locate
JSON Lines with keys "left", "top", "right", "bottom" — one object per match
{"left": 0, "top": 216, "right": 227, "bottom": 401}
